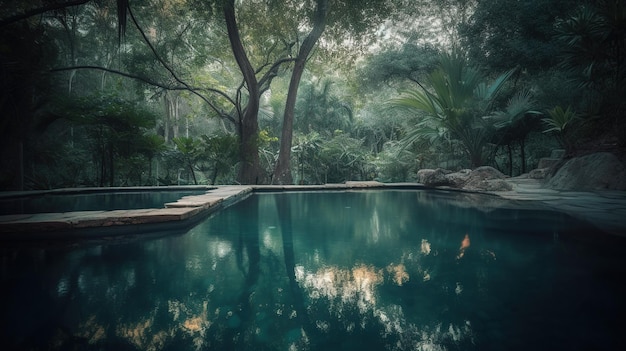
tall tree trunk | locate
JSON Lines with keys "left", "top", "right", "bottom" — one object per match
{"left": 507, "top": 144, "right": 513, "bottom": 176}
{"left": 211, "top": 162, "right": 219, "bottom": 185}
{"left": 188, "top": 163, "right": 197, "bottom": 185}
{"left": 18, "top": 141, "right": 24, "bottom": 190}
{"left": 520, "top": 138, "right": 526, "bottom": 174}
{"left": 273, "top": 0, "right": 328, "bottom": 185}
{"left": 173, "top": 94, "right": 180, "bottom": 139}
{"left": 98, "top": 131, "right": 105, "bottom": 187}
{"left": 224, "top": 0, "right": 261, "bottom": 184}
{"left": 108, "top": 141, "right": 115, "bottom": 186}
{"left": 165, "top": 92, "right": 180, "bottom": 140}
{"left": 163, "top": 94, "right": 170, "bottom": 142}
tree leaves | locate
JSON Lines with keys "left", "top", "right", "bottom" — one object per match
{"left": 391, "top": 51, "right": 517, "bottom": 167}
{"left": 542, "top": 105, "right": 578, "bottom": 134}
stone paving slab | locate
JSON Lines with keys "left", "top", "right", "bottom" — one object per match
{"left": 0, "top": 185, "right": 215, "bottom": 200}
{"left": 0, "top": 183, "right": 383, "bottom": 236}
{"left": 253, "top": 181, "right": 386, "bottom": 192}
{"left": 0, "top": 207, "right": 205, "bottom": 233}
{"left": 164, "top": 195, "right": 223, "bottom": 209}
{"left": 0, "top": 186, "right": 253, "bottom": 237}
{"left": 1, "top": 181, "right": 625, "bottom": 238}
{"left": 493, "top": 177, "right": 626, "bottom": 236}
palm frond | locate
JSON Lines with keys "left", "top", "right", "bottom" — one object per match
{"left": 477, "top": 67, "right": 517, "bottom": 110}
{"left": 428, "top": 69, "right": 454, "bottom": 109}
{"left": 542, "top": 105, "right": 578, "bottom": 133}
{"left": 391, "top": 89, "right": 441, "bottom": 117}
{"left": 433, "top": 53, "right": 482, "bottom": 109}
{"left": 398, "top": 120, "right": 445, "bottom": 151}
{"left": 489, "top": 90, "right": 538, "bottom": 129}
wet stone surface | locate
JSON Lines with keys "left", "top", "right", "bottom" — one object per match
{"left": 0, "top": 181, "right": 625, "bottom": 238}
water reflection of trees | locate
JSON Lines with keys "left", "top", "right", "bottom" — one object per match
{"left": 2, "top": 190, "right": 564, "bottom": 351}
{"left": 266, "top": 191, "right": 484, "bottom": 350}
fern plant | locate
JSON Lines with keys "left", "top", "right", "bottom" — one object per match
{"left": 543, "top": 105, "right": 579, "bottom": 152}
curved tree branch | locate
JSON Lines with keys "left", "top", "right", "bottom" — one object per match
{"left": 0, "top": 0, "right": 91, "bottom": 28}
{"left": 51, "top": 65, "right": 237, "bottom": 125}
{"left": 258, "top": 57, "right": 296, "bottom": 94}
{"left": 126, "top": 5, "right": 194, "bottom": 90}
{"left": 123, "top": 6, "right": 236, "bottom": 121}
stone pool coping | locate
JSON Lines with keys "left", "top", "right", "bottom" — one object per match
{"left": 490, "top": 177, "right": 626, "bottom": 236}
{"left": 0, "top": 185, "right": 216, "bottom": 199}
{"left": 1, "top": 180, "right": 625, "bottom": 239}
{"left": 0, "top": 182, "right": 385, "bottom": 239}
{"left": 0, "top": 186, "right": 249, "bottom": 239}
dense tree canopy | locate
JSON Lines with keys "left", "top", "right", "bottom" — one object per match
{"left": 0, "top": 0, "right": 623, "bottom": 189}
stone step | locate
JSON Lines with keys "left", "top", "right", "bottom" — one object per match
{"left": 537, "top": 158, "right": 560, "bottom": 169}
{"left": 551, "top": 149, "right": 566, "bottom": 159}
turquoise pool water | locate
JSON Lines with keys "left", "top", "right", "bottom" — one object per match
{"left": 0, "top": 189, "right": 207, "bottom": 215}
{"left": 1, "top": 190, "right": 624, "bottom": 350}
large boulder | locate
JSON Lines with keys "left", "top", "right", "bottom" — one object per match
{"left": 532, "top": 148, "right": 566, "bottom": 180}
{"left": 417, "top": 166, "right": 512, "bottom": 191}
{"left": 528, "top": 168, "right": 550, "bottom": 179}
{"left": 417, "top": 168, "right": 452, "bottom": 186}
{"left": 546, "top": 152, "right": 626, "bottom": 190}
{"left": 463, "top": 166, "right": 512, "bottom": 191}
{"left": 446, "top": 169, "right": 472, "bottom": 188}
{"left": 537, "top": 157, "right": 560, "bottom": 169}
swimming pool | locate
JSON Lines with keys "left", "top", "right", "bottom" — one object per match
{"left": 0, "top": 188, "right": 209, "bottom": 215}
{"left": 1, "top": 190, "right": 624, "bottom": 350}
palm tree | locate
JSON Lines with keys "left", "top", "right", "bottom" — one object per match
{"left": 172, "top": 137, "right": 202, "bottom": 185}
{"left": 488, "top": 91, "right": 542, "bottom": 175}
{"left": 291, "top": 132, "right": 323, "bottom": 184}
{"left": 542, "top": 105, "right": 579, "bottom": 154}
{"left": 393, "top": 51, "right": 516, "bottom": 168}
{"left": 555, "top": 1, "right": 626, "bottom": 90}
{"left": 554, "top": 1, "right": 626, "bottom": 145}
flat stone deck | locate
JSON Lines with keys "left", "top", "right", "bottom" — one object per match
{"left": 494, "top": 177, "right": 626, "bottom": 236}
{"left": 1, "top": 180, "right": 625, "bottom": 239}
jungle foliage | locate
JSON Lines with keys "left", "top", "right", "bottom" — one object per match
{"left": 0, "top": 0, "right": 623, "bottom": 189}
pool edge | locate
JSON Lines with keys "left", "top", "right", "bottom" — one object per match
{"left": 1, "top": 182, "right": 625, "bottom": 240}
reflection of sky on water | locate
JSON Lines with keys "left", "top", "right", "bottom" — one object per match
{"left": 2, "top": 190, "right": 625, "bottom": 351}
{"left": 293, "top": 243, "right": 474, "bottom": 350}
